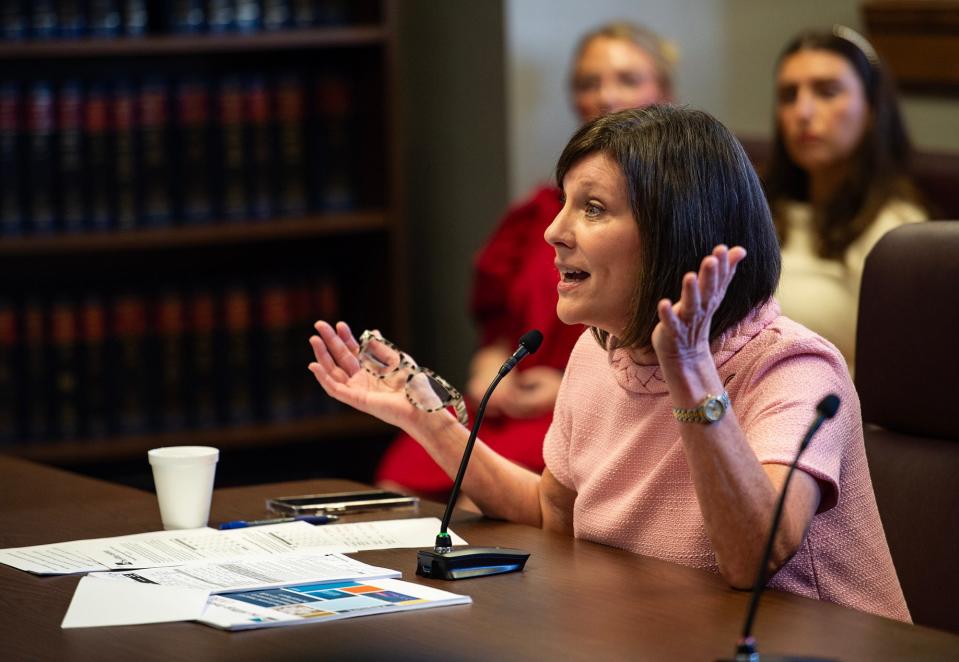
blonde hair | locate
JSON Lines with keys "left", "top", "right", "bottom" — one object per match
{"left": 572, "top": 21, "right": 679, "bottom": 98}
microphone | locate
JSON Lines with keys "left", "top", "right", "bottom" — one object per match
{"left": 498, "top": 329, "right": 544, "bottom": 376}
{"left": 720, "top": 394, "right": 841, "bottom": 662}
{"left": 416, "top": 330, "right": 543, "bottom": 580}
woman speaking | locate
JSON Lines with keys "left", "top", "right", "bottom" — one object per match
{"left": 309, "top": 106, "right": 908, "bottom": 622}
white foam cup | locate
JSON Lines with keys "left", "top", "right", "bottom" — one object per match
{"left": 148, "top": 446, "right": 219, "bottom": 530}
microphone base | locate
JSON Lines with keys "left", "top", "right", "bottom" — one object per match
{"left": 716, "top": 657, "right": 836, "bottom": 661}
{"left": 716, "top": 638, "right": 836, "bottom": 661}
{"left": 717, "top": 653, "right": 837, "bottom": 661}
{"left": 415, "top": 546, "right": 530, "bottom": 580}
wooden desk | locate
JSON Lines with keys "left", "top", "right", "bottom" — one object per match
{"left": 2, "top": 455, "right": 957, "bottom": 661}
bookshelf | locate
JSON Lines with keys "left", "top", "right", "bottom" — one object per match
{"left": 0, "top": 210, "right": 388, "bottom": 255}
{"left": 0, "top": 1, "right": 405, "bottom": 469}
{"left": 0, "top": 27, "right": 389, "bottom": 59}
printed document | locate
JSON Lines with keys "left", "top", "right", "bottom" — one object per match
{"left": 61, "top": 576, "right": 210, "bottom": 629}
{"left": 0, "top": 540, "right": 112, "bottom": 575}
{"left": 87, "top": 553, "right": 401, "bottom": 593}
{"left": 1, "top": 517, "right": 467, "bottom": 574}
{"left": 84, "top": 522, "right": 344, "bottom": 570}
{"left": 85, "top": 517, "right": 467, "bottom": 570}
{"left": 0, "top": 528, "right": 217, "bottom": 575}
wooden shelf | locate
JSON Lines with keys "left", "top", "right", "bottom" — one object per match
{"left": 0, "top": 26, "right": 387, "bottom": 60}
{"left": 0, "top": 210, "right": 388, "bottom": 256}
{"left": 5, "top": 410, "right": 394, "bottom": 465}
{"left": 863, "top": 1, "right": 959, "bottom": 93}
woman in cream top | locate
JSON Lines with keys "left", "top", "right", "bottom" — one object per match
{"left": 765, "top": 26, "right": 928, "bottom": 370}
{"left": 776, "top": 198, "right": 925, "bottom": 367}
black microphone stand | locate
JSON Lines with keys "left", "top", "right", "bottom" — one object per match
{"left": 720, "top": 394, "right": 840, "bottom": 662}
{"left": 415, "top": 333, "right": 541, "bottom": 580}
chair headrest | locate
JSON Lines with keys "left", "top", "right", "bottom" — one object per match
{"left": 855, "top": 221, "right": 959, "bottom": 440}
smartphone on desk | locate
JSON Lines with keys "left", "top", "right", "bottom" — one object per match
{"left": 266, "top": 490, "right": 419, "bottom": 516}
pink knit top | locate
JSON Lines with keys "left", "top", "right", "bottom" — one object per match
{"left": 543, "top": 301, "right": 910, "bottom": 621}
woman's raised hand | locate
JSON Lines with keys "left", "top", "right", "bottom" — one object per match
{"left": 308, "top": 321, "right": 424, "bottom": 431}
{"left": 652, "top": 245, "right": 747, "bottom": 365}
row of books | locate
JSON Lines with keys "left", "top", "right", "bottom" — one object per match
{"left": 0, "top": 274, "right": 342, "bottom": 443}
{"left": 0, "top": 70, "right": 369, "bottom": 235}
{"left": 0, "top": 1, "right": 372, "bottom": 40}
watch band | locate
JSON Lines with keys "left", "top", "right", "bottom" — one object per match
{"left": 673, "top": 391, "right": 730, "bottom": 424}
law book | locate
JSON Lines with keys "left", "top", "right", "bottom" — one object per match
{"left": 315, "top": 0, "right": 349, "bottom": 26}
{"left": 314, "top": 274, "right": 340, "bottom": 323}
{"left": 88, "top": 0, "right": 122, "bottom": 38}
{"left": 113, "top": 81, "right": 139, "bottom": 231}
{"left": 290, "top": 0, "right": 316, "bottom": 28}
{"left": 199, "top": 577, "right": 471, "bottom": 631}
{"left": 122, "top": 0, "right": 148, "bottom": 36}
{"left": 0, "top": 302, "right": 18, "bottom": 442}
{"left": 186, "top": 289, "right": 219, "bottom": 428}
{"left": 84, "top": 83, "right": 114, "bottom": 232}
{"left": 244, "top": 75, "right": 273, "bottom": 220}
{"left": 0, "top": 83, "right": 24, "bottom": 236}
{"left": 312, "top": 73, "right": 356, "bottom": 211}
{"left": 222, "top": 285, "right": 255, "bottom": 423}
{"left": 309, "top": 275, "right": 341, "bottom": 413}
{"left": 258, "top": 283, "right": 294, "bottom": 422}
{"left": 168, "top": 0, "right": 206, "bottom": 34}
{"left": 29, "top": 0, "right": 57, "bottom": 39}
{"left": 79, "top": 296, "right": 110, "bottom": 438}
{"left": 262, "top": 0, "right": 291, "bottom": 31}
{"left": 318, "top": 275, "right": 344, "bottom": 412}
{"left": 217, "top": 76, "right": 247, "bottom": 221}
{"left": 174, "top": 77, "right": 213, "bottom": 223}
{"left": 154, "top": 291, "right": 187, "bottom": 430}
{"left": 57, "top": 0, "right": 86, "bottom": 38}
{"left": 207, "top": 0, "right": 235, "bottom": 33}
{"left": 48, "top": 299, "right": 80, "bottom": 439}
{"left": 26, "top": 81, "right": 56, "bottom": 234}
{"left": 234, "top": 0, "right": 260, "bottom": 32}
{"left": 112, "top": 294, "right": 149, "bottom": 434}
{"left": 274, "top": 74, "right": 307, "bottom": 216}
{"left": 21, "top": 300, "right": 47, "bottom": 440}
{"left": 288, "top": 279, "right": 315, "bottom": 417}
{"left": 138, "top": 78, "right": 173, "bottom": 226}
{"left": 56, "top": 80, "right": 85, "bottom": 233}
{"left": 0, "top": 2, "right": 27, "bottom": 40}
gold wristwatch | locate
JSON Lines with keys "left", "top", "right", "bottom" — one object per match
{"left": 673, "top": 391, "right": 730, "bottom": 424}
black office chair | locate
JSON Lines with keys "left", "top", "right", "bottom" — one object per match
{"left": 855, "top": 221, "right": 959, "bottom": 634}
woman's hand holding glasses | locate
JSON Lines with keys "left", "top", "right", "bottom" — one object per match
{"left": 308, "top": 321, "right": 468, "bottom": 432}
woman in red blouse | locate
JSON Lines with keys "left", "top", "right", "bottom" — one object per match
{"left": 376, "top": 21, "right": 678, "bottom": 500}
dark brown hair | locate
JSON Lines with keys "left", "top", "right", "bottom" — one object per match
{"left": 555, "top": 105, "right": 781, "bottom": 350}
{"left": 764, "top": 28, "right": 922, "bottom": 259}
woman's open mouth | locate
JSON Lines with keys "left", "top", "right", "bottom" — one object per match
{"left": 561, "top": 269, "right": 590, "bottom": 282}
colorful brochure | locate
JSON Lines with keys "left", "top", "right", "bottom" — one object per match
{"left": 198, "top": 577, "right": 472, "bottom": 631}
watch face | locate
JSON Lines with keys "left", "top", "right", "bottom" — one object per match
{"left": 704, "top": 397, "right": 726, "bottom": 422}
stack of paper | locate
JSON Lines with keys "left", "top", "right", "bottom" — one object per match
{"left": 87, "top": 552, "right": 403, "bottom": 593}
{"left": 0, "top": 517, "right": 471, "bottom": 630}
{"left": 0, "top": 517, "right": 466, "bottom": 574}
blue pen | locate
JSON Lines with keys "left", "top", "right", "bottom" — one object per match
{"left": 218, "top": 514, "right": 339, "bottom": 530}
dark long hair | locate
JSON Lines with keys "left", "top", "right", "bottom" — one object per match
{"left": 555, "top": 106, "right": 781, "bottom": 350}
{"left": 764, "top": 28, "right": 921, "bottom": 259}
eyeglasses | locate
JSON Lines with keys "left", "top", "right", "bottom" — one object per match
{"left": 357, "top": 330, "right": 469, "bottom": 427}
